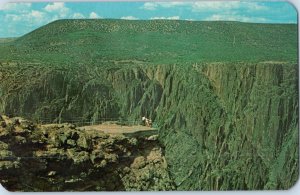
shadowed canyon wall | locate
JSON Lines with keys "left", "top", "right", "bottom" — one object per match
{"left": 0, "top": 62, "right": 298, "bottom": 190}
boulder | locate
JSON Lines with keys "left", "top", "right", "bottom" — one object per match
{"left": 130, "top": 156, "right": 146, "bottom": 169}
{"left": 77, "top": 136, "right": 92, "bottom": 150}
{"left": 67, "top": 149, "right": 89, "bottom": 165}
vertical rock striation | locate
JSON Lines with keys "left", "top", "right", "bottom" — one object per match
{"left": 156, "top": 63, "right": 298, "bottom": 190}
{"left": 0, "top": 62, "right": 298, "bottom": 190}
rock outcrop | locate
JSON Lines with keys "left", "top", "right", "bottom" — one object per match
{"left": 0, "top": 61, "right": 299, "bottom": 190}
{"left": 0, "top": 19, "right": 298, "bottom": 191}
{"left": 0, "top": 116, "right": 174, "bottom": 191}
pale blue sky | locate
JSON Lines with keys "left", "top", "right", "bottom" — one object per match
{"left": 0, "top": 1, "right": 297, "bottom": 37}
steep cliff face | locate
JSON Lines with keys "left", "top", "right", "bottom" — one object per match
{"left": 0, "top": 19, "right": 298, "bottom": 191}
{"left": 0, "top": 62, "right": 298, "bottom": 190}
{"left": 155, "top": 63, "right": 298, "bottom": 190}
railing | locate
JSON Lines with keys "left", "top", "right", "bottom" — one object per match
{"left": 39, "top": 118, "right": 144, "bottom": 127}
{"left": 1, "top": 114, "right": 145, "bottom": 127}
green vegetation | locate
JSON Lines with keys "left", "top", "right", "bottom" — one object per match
{"left": 0, "top": 38, "right": 16, "bottom": 43}
{"left": 0, "top": 19, "right": 297, "bottom": 64}
{"left": 0, "top": 19, "right": 298, "bottom": 191}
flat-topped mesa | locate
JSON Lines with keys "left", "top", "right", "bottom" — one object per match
{"left": 1, "top": 19, "right": 295, "bottom": 64}
{"left": 0, "top": 19, "right": 298, "bottom": 191}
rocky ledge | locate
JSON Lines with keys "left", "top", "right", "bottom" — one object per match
{"left": 0, "top": 115, "right": 174, "bottom": 191}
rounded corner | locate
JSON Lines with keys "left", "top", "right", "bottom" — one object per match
{"left": 283, "top": 171, "right": 300, "bottom": 191}
{"left": 0, "top": 182, "right": 13, "bottom": 193}
{"left": 286, "top": 0, "right": 299, "bottom": 18}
